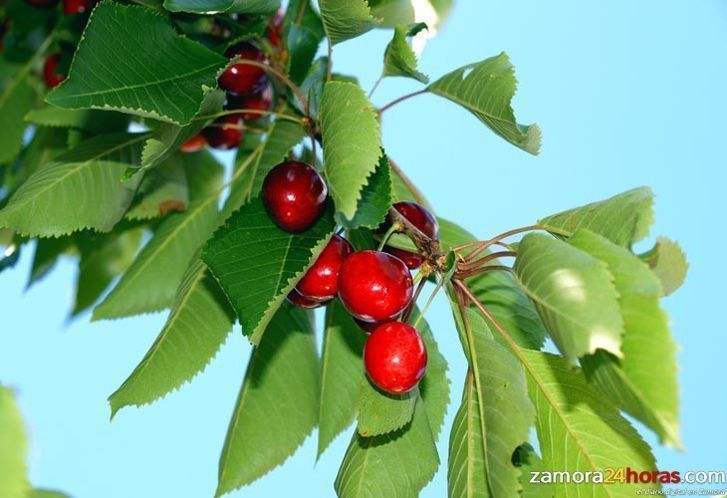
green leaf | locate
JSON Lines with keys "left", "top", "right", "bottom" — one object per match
{"left": 202, "top": 197, "right": 335, "bottom": 345}
{"left": 368, "top": 0, "right": 415, "bottom": 27}
{"left": 163, "top": 0, "right": 279, "bottom": 14}
{"left": 108, "top": 259, "right": 234, "bottom": 416}
{"left": 514, "top": 233, "right": 624, "bottom": 363}
{"left": 319, "top": 0, "right": 377, "bottom": 46}
{"left": 337, "top": 154, "right": 392, "bottom": 229}
{"left": 320, "top": 81, "right": 382, "bottom": 220}
{"left": 538, "top": 187, "right": 654, "bottom": 247}
{"left": 358, "top": 381, "right": 417, "bottom": 438}
{"left": 93, "top": 153, "right": 223, "bottom": 319}
{"left": 523, "top": 350, "right": 659, "bottom": 497}
{"left": 285, "top": 0, "right": 325, "bottom": 84}
{"left": 318, "top": 300, "right": 367, "bottom": 457}
{"left": 570, "top": 229, "right": 681, "bottom": 448}
{"left": 27, "top": 491, "right": 71, "bottom": 498}
{"left": 217, "top": 305, "right": 318, "bottom": 496}
{"left": 382, "top": 23, "right": 429, "bottom": 83}
{"left": 335, "top": 401, "right": 439, "bottom": 498}
{"left": 126, "top": 154, "right": 189, "bottom": 221}
{"left": 0, "top": 133, "right": 146, "bottom": 237}
{"left": 0, "top": 386, "right": 28, "bottom": 498}
{"left": 25, "top": 106, "right": 129, "bottom": 134}
{"left": 28, "top": 236, "right": 75, "bottom": 288}
{"left": 512, "top": 444, "right": 554, "bottom": 498}
{"left": 449, "top": 308, "right": 534, "bottom": 498}
{"left": 427, "top": 53, "right": 541, "bottom": 155}
{"left": 46, "top": 2, "right": 227, "bottom": 125}
{"left": 641, "top": 236, "right": 688, "bottom": 296}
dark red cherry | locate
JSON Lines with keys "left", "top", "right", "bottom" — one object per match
{"left": 385, "top": 246, "right": 424, "bottom": 270}
{"left": 63, "top": 0, "right": 94, "bottom": 14}
{"left": 202, "top": 114, "right": 244, "bottom": 150}
{"left": 266, "top": 10, "right": 284, "bottom": 49}
{"left": 381, "top": 201, "right": 439, "bottom": 270}
{"left": 364, "top": 322, "right": 427, "bottom": 394}
{"left": 295, "top": 234, "right": 353, "bottom": 302}
{"left": 338, "top": 250, "right": 413, "bottom": 323}
{"left": 26, "top": 0, "right": 59, "bottom": 8}
{"left": 262, "top": 161, "right": 328, "bottom": 232}
{"left": 287, "top": 288, "right": 328, "bottom": 309}
{"left": 218, "top": 41, "right": 268, "bottom": 96}
{"left": 42, "top": 54, "right": 65, "bottom": 89}
{"left": 354, "top": 318, "right": 381, "bottom": 334}
{"left": 225, "top": 85, "right": 273, "bottom": 120}
{"left": 180, "top": 133, "right": 207, "bottom": 153}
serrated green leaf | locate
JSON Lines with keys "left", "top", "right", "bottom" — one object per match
{"left": 523, "top": 350, "right": 659, "bottom": 497}
{"left": 0, "top": 386, "right": 28, "bottom": 498}
{"left": 514, "top": 233, "right": 624, "bottom": 363}
{"left": 641, "top": 236, "right": 688, "bottom": 296}
{"left": 337, "top": 154, "right": 392, "bottom": 229}
{"left": 368, "top": 0, "right": 415, "bottom": 27}
{"left": 382, "top": 23, "right": 428, "bottom": 83}
{"left": 571, "top": 229, "right": 681, "bottom": 448}
{"left": 46, "top": 2, "right": 227, "bottom": 125}
{"left": 0, "top": 133, "right": 146, "bottom": 237}
{"left": 25, "top": 106, "right": 129, "bottom": 134}
{"left": 27, "top": 236, "right": 75, "bottom": 288}
{"left": 320, "top": 81, "right": 382, "bottom": 220}
{"left": 126, "top": 153, "right": 189, "bottom": 221}
{"left": 449, "top": 307, "right": 533, "bottom": 498}
{"left": 5, "top": 127, "right": 69, "bottom": 195}
{"left": 512, "top": 444, "right": 554, "bottom": 498}
{"left": 203, "top": 197, "right": 335, "bottom": 344}
{"left": 217, "top": 305, "right": 318, "bottom": 496}
{"left": 163, "top": 0, "right": 279, "bottom": 14}
{"left": 427, "top": 53, "right": 541, "bottom": 155}
{"left": 414, "top": 309, "right": 449, "bottom": 441}
{"left": 335, "top": 401, "right": 439, "bottom": 498}
{"left": 538, "top": 187, "right": 654, "bottom": 247}
{"left": 358, "top": 380, "right": 417, "bottom": 438}
{"left": 108, "top": 259, "right": 234, "bottom": 416}
{"left": 319, "top": 0, "right": 376, "bottom": 46}
{"left": 93, "top": 153, "right": 223, "bottom": 319}
{"left": 285, "top": 0, "right": 325, "bottom": 84}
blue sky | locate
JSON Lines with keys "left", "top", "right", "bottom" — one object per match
{"left": 2, "top": 0, "right": 726, "bottom": 496}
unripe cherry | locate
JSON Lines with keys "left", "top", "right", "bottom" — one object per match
{"left": 218, "top": 41, "right": 268, "bottom": 96}
{"left": 337, "top": 250, "right": 413, "bottom": 323}
{"left": 364, "top": 322, "right": 427, "bottom": 394}
{"left": 262, "top": 161, "right": 328, "bottom": 233}
{"left": 295, "top": 234, "right": 353, "bottom": 302}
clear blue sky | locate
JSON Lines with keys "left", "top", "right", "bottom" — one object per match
{"left": 2, "top": 1, "right": 726, "bottom": 496}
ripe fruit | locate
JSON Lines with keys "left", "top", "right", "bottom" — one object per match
{"left": 180, "top": 133, "right": 207, "bottom": 153}
{"left": 26, "top": 0, "right": 59, "bottom": 7}
{"left": 218, "top": 41, "right": 268, "bottom": 96}
{"left": 267, "top": 10, "right": 284, "bottom": 49}
{"left": 63, "top": 0, "right": 94, "bottom": 14}
{"left": 226, "top": 85, "right": 273, "bottom": 121}
{"left": 295, "top": 234, "right": 353, "bottom": 302}
{"left": 287, "top": 289, "right": 326, "bottom": 309}
{"left": 381, "top": 201, "right": 439, "bottom": 270}
{"left": 364, "top": 322, "right": 427, "bottom": 394}
{"left": 42, "top": 54, "right": 65, "bottom": 89}
{"left": 202, "top": 114, "right": 244, "bottom": 150}
{"left": 354, "top": 318, "right": 381, "bottom": 334}
{"left": 262, "top": 161, "right": 328, "bottom": 232}
{"left": 338, "top": 250, "right": 413, "bottom": 323}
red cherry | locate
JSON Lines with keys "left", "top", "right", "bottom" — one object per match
{"left": 287, "top": 288, "right": 328, "bottom": 309}
{"left": 262, "top": 161, "right": 328, "bottom": 232}
{"left": 266, "top": 10, "right": 284, "bottom": 49}
{"left": 338, "top": 250, "right": 413, "bottom": 323}
{"left": 385, "top": 246, "right": 424, "bottom": 270}
{"left": 42, "top": 54, "right": 65, "bottom": 89}
{"left": 26, "top": 0, "right": 59, "bottom": 8}
{"left": 225, "top": 85, "right": 273, "bottom": 120}
{"left": 63, "top": 0, "right": 94, "bottom": 14}
{"left": 295, "top": 234, "right": 353, "bottom": 302}
{"left": 354, "top": 318, "right": 381, "bottom": 334}
{"left": 381, "top": 201, "right": 439, "bottom": 270}
{"left": 364, "top": 322, "right": 427, "bottom": 394}
{"left": 180, "top": 133, "right": 207, "bottom": 153}
{"left": 218, "top": 41, "right": 268, "bottom": 96}
{"left": 202, "top": 114, "right": 244, "bottom": 150}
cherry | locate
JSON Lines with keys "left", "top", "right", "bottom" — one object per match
{"left": 380, "top": 201, "right": 439, "bottom": 270}
{"left": 26, "top": 0, "right": 59, "bottom": 7}
{"left": 295, "top": 234, "right": 353, "bottom": 302}
{"left": 180, "top": 133, "right": 207, "bottom": 153}
{"left": 63, "top": 0, "right": 94, "bottom": 14}
{"left": 262, "top": 161, "right": 328, "bottom": 232}
{"left": 218, "top": 41, "right": 268, "bottom": 96}
{"left": 266, "top": 10, "right": 284, "bottom": 49}
{"left": 287, "top": 288, "right": 328, "bottom": 309}
{"left": 338, "top": 250, "right": 413, "bottom": 323}
{"left": 364, "top": 322, "right": 427, "bottom": 394}
{"left": 202, "top": 114, "right": 244, "bottom": 150}
{"left": 225, "top": 85, "right": 273, "bottom": 121}
{"left": 354, "top": 318, "right": 381, "bottom": 334}
{"left": 42, "top": 54, "right": 65, "bottom": 89}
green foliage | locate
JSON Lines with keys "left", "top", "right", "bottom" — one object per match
{"left": 284, "top": 0, "right": 325, "bottom": 84}
{"left": 382, "top": 23, "right": 429, "bottom": 83}
{"left": 0, "top": 386, "right": 28, "bottom": 498}
{"left": 163, "top": 0, "right": 280, "bottom": 14}
{"left": 337, "top": 154, "right": 393, "bottom": 229}
{"left": 358, "top": 380, "right": 418, "bottom": 437}
{"left": 319, "top": 0, "right": 376, "bottom": 46}
{"left": 641, "top": 236, "right": 689, "bottom": 296}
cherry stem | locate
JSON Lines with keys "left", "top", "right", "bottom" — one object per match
{"left": 413, "top": 274, "right": 445, "bottom": 329}
{"left": 378, "top": 89, "right": 428, "bottom": 115}
{"left": 377, "top": 223, "right": 402, "bottom": 251}
{"left": 368, "top": 76, "right": 383, "bottom": 98}
{"left": 234, "top": 60, "right": 311, "bottom": 117}
{"left": 459, "top": 251, "right": 516, "bottom": 272}
{"left": 388, "top": 207, "right": 442, "bottom": 263}
{"left": 403, "top": 276, "right": 428, "bottom": 322}
{"left": 196, "top": 108, "right": 304, "bottom": 124}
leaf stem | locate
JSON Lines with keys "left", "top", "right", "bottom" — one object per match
{"left": 377, "top": 223, "right": 401, "bottom": 251}
{"left": 413, "top": 275, "right": 445, "bottom": 329}
{"left": 378, "top": 89, "right": 427, "bottom": 115}
{"left": 368, "top": 75, "right": 383, "bottom": 98}
{"left": 459, "top": 250, "right": 516, "bottom": 272}
{"left": 196, "top": 108, "right": 304, "bottom": 124}
{"left": 403, "top": 276, "right": 427, "bottom": 322}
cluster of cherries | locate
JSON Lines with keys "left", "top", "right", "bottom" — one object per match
{"left": 261, "top": 161, "right": 440, "bottom": 395}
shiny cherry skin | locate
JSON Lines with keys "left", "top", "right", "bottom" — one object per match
{"left": 26, "top": 0, "right": 59, "bottom": 8}
{"left": 287, "top": 288, "right": 328, "bottom": 309}
{"left": 385, "top": 246, "right": 425, "bottom": 270}
{"left": 180, "top": 132, "right": 207, "bottom": 153}
{"left": 63, "top": 0, "right": 94, "bottom": 14}
{"left": 225, "top": 85, "right": 273, "bottom": 120}
{"left": 338, "top": 250, "right": 413, "bottom": 323}
{"left": 262, "top": 161, "right": 328, "bottom": 232}
{"left": 381, "top": 201, "right": 439, "bottom": 270}
{"left": 266, "top": 10, "right": 284, "bottom": 49}
{"left": 218, "top": 41, "right": 268, "bottom": 96}
{"left": 295, "top": 234, "right": 353, "bottom": 302}
{"left": 42, "top": 54, "right": 65, "bottom": 89}
{"left": 202, "top": 114, "right": 244, "bottom": 150}
{"left": 364, "top": 322, "right": 427, "bottom": 394}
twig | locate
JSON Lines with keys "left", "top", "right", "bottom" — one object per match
{"left": 378, "top": 89, "right": 427, "bottom": 115}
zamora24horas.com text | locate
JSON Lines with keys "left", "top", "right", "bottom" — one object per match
{"left": 529, "top": 468, "right": 727, "bottom": 486}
